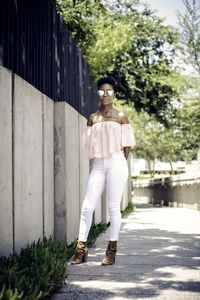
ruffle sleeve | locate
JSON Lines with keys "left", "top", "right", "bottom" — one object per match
{"left": 80, "top": 126, "right": 92, "bottom": 149}
{"left": 121, "top": 123, "right": 136, "bottom": 148}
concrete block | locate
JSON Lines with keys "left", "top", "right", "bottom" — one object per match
{"left": 14, "top": 74, "right": 43, "bottom": 253}
{"left": 0, "top": 67, "right": 13, "bottom": 255}
{"left": 65, "top": 103, "right": 80, "bottom": 244}
{"left": 54, "top": 103, "right": 67, "bottom": 242}
{"left": 54, "top": 102, "right": 80, "bottom": 244}
{"left": 43, "top": 95, "right": 54, "bottom": 238}
{"left": 78, "top": 115, "right": 89, "bottom": 212}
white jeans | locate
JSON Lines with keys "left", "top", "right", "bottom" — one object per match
{"left": 78, "top": 150, "right": 129, "bottom": 242}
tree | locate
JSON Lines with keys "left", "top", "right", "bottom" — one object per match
{"left": 87, "top": 17, "right": 134, "bottom": 78}
{"left": 109, "top": 12, "right": 179, "bottom": 126}
{"left": 55, "top": 0, "right": 105, "bottom": 55}
{"left": 177, "top": 0, "right": 200, "bottom": 158}
{"left": 156, "top": 128, "right": 182, "bottom": 174}
{"left": 176, "top": 79, "right": 200, "bottom": 160}
{"left": 114, "top": 100, "right": 182, "bottom": 176}
{"left": 178, "top": 0, "right": 200, "bottom": 75}
{"left": 56, "top": 0, "right": 179, "bottom": 125}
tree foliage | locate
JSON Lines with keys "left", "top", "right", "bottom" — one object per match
{"left": 55, "top": 0, "right": 105, "bottom": 55}
{"left": 109, "top": 14, "right": 178, "bottom": 125}
{"left": 115, "top": 100, "right": 182, "bottom": 173}
{"left": 55, "top": 0, "right": 179, "bottom": 125}
{"left": 178, "top": 0, "right": 200, "bottom": 75}
{"left": 87, "top": 17, "right": 134, "bottom": 78}
{"left": 55, "top": 0, "right": 199, "bottom": 165}
{"left": 175, "top": 78, "right": 200, "bottom": 160}
{"left": 177, "top": 0, "right": 200, "bottom": 158}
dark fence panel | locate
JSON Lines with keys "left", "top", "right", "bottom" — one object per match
{"left": 0, "top": 0, "right": 98, "bottom": 117}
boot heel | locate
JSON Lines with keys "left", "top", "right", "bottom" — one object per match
{"left": 71, "top": 241, "right": 88, "bottom": 265}
{"left": 82, "top": 250, "right": 88, "bottom": 262}
{"left": 102, "top": 241, "right": 117, "bottom": 266}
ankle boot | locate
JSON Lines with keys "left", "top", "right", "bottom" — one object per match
{"left": 102, "top": 241, "right": 117, "bottom": 266}
{"left": 71, "top": 241, "right": 88, "bottom": 265}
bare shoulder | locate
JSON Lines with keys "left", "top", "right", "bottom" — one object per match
{"left": 120, "top": 114, "right": 129, "bottom": 124}
{"left": 114, "top": 109, "right": 129, "bottom": 124}
{"left": 87, "top": 112, "right": 97, "bottom": 126}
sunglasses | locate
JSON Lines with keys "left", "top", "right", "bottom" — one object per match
{"left": 97, "top": 89, "right": 114, "bottom": 97}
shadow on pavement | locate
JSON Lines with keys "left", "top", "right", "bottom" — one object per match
{"left": 49, "top": 205, "right": 200, "bottom": 300}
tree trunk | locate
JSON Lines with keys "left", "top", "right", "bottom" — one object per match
{"left": 169, "top": 161, "right": 174, "bottom": 175}
{"left": 152, "top": 160, "right": 156, "bottom": 178}
{"left": 148, "top": 160, "right": 155, "bottom": 177}
{"left": 148, "top": 160, "right": 152, "bottom": 176}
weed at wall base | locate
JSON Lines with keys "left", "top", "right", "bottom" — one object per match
{"left": 121, "top": 202, "right": 135, "bottom": 218}
{"left": 0, "top": 223, "right": 109, "bottom": 300}
{"left": 0, "top": 237, "right": 69, "bottom": 300}
{"left": 0, "top": 205, "right": 133, "bottom": 299}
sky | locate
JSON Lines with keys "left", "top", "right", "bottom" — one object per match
{"left": 142, "top": 0, "right": 186, "bottom": 27}
{"left": 142, "top": 0, "right": 198, "bottom": 76}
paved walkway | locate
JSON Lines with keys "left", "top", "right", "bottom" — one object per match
{"left": 50, "top": 204, "right": 200, "bottom": 300}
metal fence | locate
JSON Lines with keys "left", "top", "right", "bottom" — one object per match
{"left": 0, "top": 0, "right": 98, "bottom": 117}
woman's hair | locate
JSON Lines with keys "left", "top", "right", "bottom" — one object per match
{"left": 97, "top": 77, "right": 118, "bottom": 93}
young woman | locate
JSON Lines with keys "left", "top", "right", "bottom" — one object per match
{"left": 71, "top": 77, "right": 135, "bottom": 266}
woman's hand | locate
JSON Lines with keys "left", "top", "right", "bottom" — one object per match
{"left": 123, "top": 147, "right": 130, "bottom": 160}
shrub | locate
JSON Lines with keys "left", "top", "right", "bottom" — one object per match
{"left": 0, "top": 237, "right": 69, "bottom": 300}
{"left": 0, "top": 223, "right": 108, "bottom": 300}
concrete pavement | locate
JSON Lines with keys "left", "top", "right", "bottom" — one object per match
{"left": 49, "top": 204, "right": 200, "bottom": 299}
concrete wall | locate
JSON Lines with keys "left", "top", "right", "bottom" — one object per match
{"left": 54, "top": 102, "right": 81, "bottom": 245}
{"left": 43, "top": 96, "right": 54, "bottom": 238}
{"left": 0, "top": 66, "right": 133, "bottom": 255}
{"left": 79, "top": 115, "right": 90, "bottom": 211}
{"left": 0, "top": 67, "right": 13, "bottom": 256}
{"left": 0, "top": 67, "right": 54, "bottom": 255}
{"left": 14, "top": 74, "right": 43, "bottom": 252}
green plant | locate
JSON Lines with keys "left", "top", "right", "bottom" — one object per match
{"left": 121, "top": 203, "right": 135, "bottom": 218}
{"left": 87, "top": 223, "right": 109, "bottom": 248}
{"left": 0, "top": 237, "right": 69, "bottom": 300}
{"left": 0, "top": 214, "right": 132, "bottom": 299}
{"left": 0, "top": 224, "right": 110, "bottom": 300}
{"left": 0, "top": 285, "right": 23, "bottom": 300}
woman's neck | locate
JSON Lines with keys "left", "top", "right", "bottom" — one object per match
{"left": 100, "top": 104, "right": 113, "bottom": 113}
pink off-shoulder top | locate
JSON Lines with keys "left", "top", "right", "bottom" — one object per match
{"left": 81, "top": 121, "right": 136, "bottom": 159}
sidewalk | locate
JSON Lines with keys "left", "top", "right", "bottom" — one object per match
{"left": 50, "top": 204, "right": 200, "bottom": 300}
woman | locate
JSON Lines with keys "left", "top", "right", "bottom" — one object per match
{"left": 71, "top": 77, "right": 135, "bottom": 266}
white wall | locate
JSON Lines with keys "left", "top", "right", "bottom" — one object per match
{"left": 0, "top": 67, "right": 13, "bottom": 255}
{"left": 0, "top": 66, "right": 132, "bottom": 255}
{"left": 0, "top": 67, "right": 54, "bottom": 255}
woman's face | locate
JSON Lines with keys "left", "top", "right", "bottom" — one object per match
{"left": 97, "top": 83, "right": 115, "bottom": 106}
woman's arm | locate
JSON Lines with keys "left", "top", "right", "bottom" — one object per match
{"left": 87, "top": 114, "right": 94, "bottom": 126}
{"left": 123, "top": 146, "right": 130, "bottom": 160}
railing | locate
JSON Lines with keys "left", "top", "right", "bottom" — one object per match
{"left": 132, "top": 174, "right": 200, "bottom": 210}
{"left": 0, "top": 0, "right": 98, "bottom": 118}
{"left": 133, "top": 174, "right": 200, "bottom": 187}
